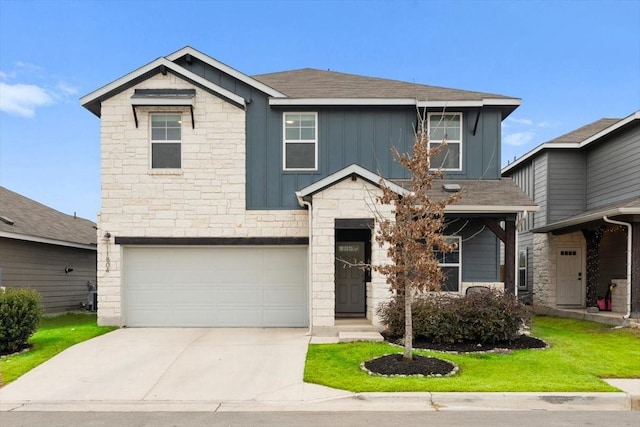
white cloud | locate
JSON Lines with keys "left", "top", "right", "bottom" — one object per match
{"left": 0, "top": 82, "right": 53, "bottom": 117}
{"left": 57, "top": 81, "right": 78, "bottom": 96}
{"left": 507, "top": 117, "right": 534, "bottom": 126}
{"left": 504, "top": 131, "right": 535, "bottom": 147}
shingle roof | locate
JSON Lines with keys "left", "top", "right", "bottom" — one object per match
{"left": 253, "top": 68, "right": 516, "bottom": 101}
{"left": 0, "top": 187, "right": 97, "bottom": 247}
{"left": 546, "top": 118, "right": 621, "bottom": 144}
{"left": 394, "top": 178, "right": 537, "bottom": 210}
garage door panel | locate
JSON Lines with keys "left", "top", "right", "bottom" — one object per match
{"left": 124, "top": 246, "right": 307, "bottom": 327}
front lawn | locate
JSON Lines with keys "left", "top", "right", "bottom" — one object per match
{"left": 0, "top": 312, "right": 116, "bottom": 386}
{"left": 304, "top": 315, "right": 640, "bottom": 392}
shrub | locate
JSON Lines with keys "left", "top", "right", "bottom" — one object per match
{"left": 0, "top": 287, "right": 43, "bottom": 354}
{"left": 377, "top": 289, "right": 530, "bottom": 344}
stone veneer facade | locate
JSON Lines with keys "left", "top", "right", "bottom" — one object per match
{"left": 308, "top": 177, "right": 394, "bottom": 328}
{"left": 97, "top": 73, "right": 307, "bottom": 325}
{"left": 533, "top": 231, "right": 587, "bottom": 308}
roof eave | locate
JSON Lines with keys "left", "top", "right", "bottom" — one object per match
{"left": 444, "top": 205, "right": 539, "bottom": 214}
{"left": 0, "top": 231, "right": 97, "bottom": 251}
{"left": 165, "top": 46, "right": 287, "bottom": 98}
{"left": 502, "top": 111, "right": 640, "bottom": 175}
{"left": 81, "top": 58, "right": 246, "bottom": 117}
{"left": 270, "top": 97, "right": 521, "bottom": 109}
{"left": 532, "top": 207, "right": 640, "bottom": 233}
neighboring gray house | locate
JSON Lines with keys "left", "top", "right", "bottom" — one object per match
{"left": 0, "top": 187, "right": 98, "bottom": 313}
{"left": 502, "top": 112, "right": 640, "bottom": 319}
{"left": 81, "top": 46, "right": 536, "bottom": 330}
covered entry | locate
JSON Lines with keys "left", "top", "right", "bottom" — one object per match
{"left": 335, "top": 218, "right": 372, "bottom": 317}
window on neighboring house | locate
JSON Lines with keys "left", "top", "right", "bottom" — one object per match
{"left": 151, "top": 113, "right": 181, "bottom": 169}
{"left": 428, "top": 113, "right": 462, "bottom": 170}
{"left": 283, "top": 112, "right": 317, "bottom": 170}
{"left": 434, "top": 236, "right": 461, "bottom": 292}
{"left": 518, "top": 248, "right": 527, "bottom": 289}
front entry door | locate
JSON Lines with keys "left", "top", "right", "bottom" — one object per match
{"left": 556, "top": 247, "right": 583, "bottom": 306}
{"left": 335, "top": 242, "right": 366, "bottom": 314}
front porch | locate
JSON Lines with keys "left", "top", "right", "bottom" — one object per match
{"left": 534, "top": 305, "right": 640, "bottom": 328}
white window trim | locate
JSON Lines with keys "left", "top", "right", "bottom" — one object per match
{"left": 150, "top": 112, "right": 183, "bottom": 170}
{"left": 518, "top": 248, "right": 527, "bottom": 289}
{"left": 427, "top": 112, "right": 463, "bottom": 171}
{"left": 437, "top": 236, "right": 462, "bottom": 292}
{"left": 283, "top": 112, "right": 318, "bottom": 171}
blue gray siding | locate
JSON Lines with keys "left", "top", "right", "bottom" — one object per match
{"left": 175, "top": 56, "right": 505, "bottom": 209}
{"left": 0, "top": 238, "right": 97, "bottom": 313}
{"left": 586, "top": 123, "right": 640, "bottom": 209}
{"left": 455, "top": 221, "right": 500, "bottom": 282}
{"left": 547, "top": 150, "right": 586, "bottom": 223}
{"left": 510, "top": 162, "right": 535, "bottom": 231}
{"left": 518, "top": 231, "right": 534, "bottom": 294}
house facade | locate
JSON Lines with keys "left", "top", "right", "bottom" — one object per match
{"left": 502, "top": 112, "right": 640, "bottom": 320}
{"left": 81, "top": 46, "right": 536, "bottom": 330}
{"left": 0, "top": 187, "right": 97, "bottom": 313}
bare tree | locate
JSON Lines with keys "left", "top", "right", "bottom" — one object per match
{"left": 373, "top": 112, "right": 461, "bottom": 361}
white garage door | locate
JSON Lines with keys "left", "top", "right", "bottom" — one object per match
{"left": 123, "top": 246, "right": 308, "bottom": 327}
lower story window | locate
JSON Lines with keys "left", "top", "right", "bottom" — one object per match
{"left": 518, "top": 248, "right": 527, "bottom": 289}
{"left": 434, "top": 236, "right": 461, "bottom": 292}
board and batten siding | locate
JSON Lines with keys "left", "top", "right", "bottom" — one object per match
{"left": 533, "top": 153, "right": 548, "bottom": 227}
{"left": 585, "top": 122, "right": 640, "bottom": 209}
{"left": 456, "top": 221, "right": 501, "bottom": 282}
{"left": 174, "top": 55, "right": 505, "bottom": 209}
{"left": 0, "top": 238, "right": 97, "bottom": 313}
{"left": 509, "top": 161, "right": 535, "bottom": 231}
{"left": 547, "top": 150, "right": 586, "bottom": 223}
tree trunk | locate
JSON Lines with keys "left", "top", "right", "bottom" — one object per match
{"left": 404, "top": 287, "right": 413, "bottom": 361}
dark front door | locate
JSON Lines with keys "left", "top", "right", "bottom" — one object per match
{"left": 335, "top": 241, "right": 366, "bottom": 314}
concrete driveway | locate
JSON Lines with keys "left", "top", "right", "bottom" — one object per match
{"left": 0, "top": 328, "right": 348, "bottom": 407}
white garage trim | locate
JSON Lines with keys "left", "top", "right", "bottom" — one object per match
{"left": 122, "top": 246, "right": 308, "bottom": 327}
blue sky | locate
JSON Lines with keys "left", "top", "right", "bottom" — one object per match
{"left": 1, "top": 0, "right": 639, "bottom": 221}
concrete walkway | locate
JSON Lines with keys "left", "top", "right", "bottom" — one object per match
{"left": 0, "top": 328, "right": 637, "bottom": 412}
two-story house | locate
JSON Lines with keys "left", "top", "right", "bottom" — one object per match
{"left": 502, "top": 112, "right": 640, "bottom": 321}
{"left": 81, "top": 46, "right": 536, "bottom": 331}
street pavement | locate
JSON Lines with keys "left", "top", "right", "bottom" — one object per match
{"left": 0, "top": 328, "right": 637, "bottom": 412}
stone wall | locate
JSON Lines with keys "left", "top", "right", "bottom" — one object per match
{"left": 97, "top": 72, "right": 307, "bottom": 325}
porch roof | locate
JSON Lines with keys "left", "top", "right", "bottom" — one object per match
{"left": 296, "top": 164, "right": 537, "bottom": 215}
{"left": 532, "top": 198, "right": 640, "bottom": 233}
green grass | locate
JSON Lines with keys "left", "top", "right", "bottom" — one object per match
{"left": 304, "top": 316, "right": 640, "bottom": 392}
{"left": 0, "top": 312, "right": 116, "bottom": 385}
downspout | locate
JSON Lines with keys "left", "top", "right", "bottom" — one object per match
{"left": 514, "top": 211, "right": 528, "bottom": 297}
{"left": 603, "top": 215, "right": 632, "bottom": 319}
{"left": 296, "top": 191, "right": 314, "bottom": 335}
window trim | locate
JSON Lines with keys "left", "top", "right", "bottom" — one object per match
{"left": 150, "top": 112, "right": 183, "bottom": 170}
{"left": 436, "top": 235, "right": 462, "bottom": 292}
{"left": 518, "top": 248, "right": 527, "bottom": 289}
{"left": 282, "top": 112, "right": 318, "bottom": 171}
{"left": 427, "top": 112, "right": 463, "bottom": 171}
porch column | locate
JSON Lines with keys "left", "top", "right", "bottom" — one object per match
{"left": 632, "top": 221, "right": 640, "bottom": 316}
{"left": 482, "top": 218, "right": 516, "bottom": 294}
{"left": 582, "top": 227, "right": 605, "bottom": 308}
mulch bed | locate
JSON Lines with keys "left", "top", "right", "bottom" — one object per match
{"left": 363, "top": 354, "right": 457, "bottom": 377}
{"left": 363, "top": 334, "right": 548, "bottom": 377}
{"left": 382, "top": 333, "right": 548, "bottom": 353}
{"left": 0, "top": 343, "right": 32, "bottom": 358}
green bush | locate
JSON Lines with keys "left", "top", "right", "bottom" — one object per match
{"left": 0, "top": 287, "right": 43, "bottom": 354}
{"left": 377, "top": 289, "right": 530, "bottom": 344}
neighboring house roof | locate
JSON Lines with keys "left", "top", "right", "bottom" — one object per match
{"left": 0, "top": 187, "right": 97, "bottom": 250}
{"left": 81, "top": 46, "right": 520, "bottom": 117}
{"left": 502, "top": 111, "right": 640, "bottom": 174}
{"left": 532, "top": 198, "right": 640, "bottom": 233}
{"left": 297, "top": 164, "right": 537, "bottom": 214}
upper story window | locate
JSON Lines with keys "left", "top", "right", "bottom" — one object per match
{"left": 433, "top": 236, "right": 461, "bottom": 292}
{"left": 151, "top": 113, "right": 181, "bottom": 169}
{"left": 428, "top": 113, "right": 462, "bottom": 171}
{"left": 283, "top": 112, "right": 317, "bottom": 171}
